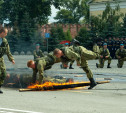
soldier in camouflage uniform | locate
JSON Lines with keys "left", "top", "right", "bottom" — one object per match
{"left": 53, "top": 46, "right": 99, "bottom": 89}
{"left": 96, "top": 43, "right": 112, "bottom": 68}
{"left": 27, "top": 52, "right": 61, "bottom": 84}
{"left": 33, "top": 44, "right": 44, "bottom": 60}
{"left": 115, "top": 44, "right": 126, "bottom": 68}
{"left": 0, "top": 27, "right": 15, "bottom": 93}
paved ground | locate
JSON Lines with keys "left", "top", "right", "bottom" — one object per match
{"left": 0, "top": 55, "right": 126, "bottom": 113}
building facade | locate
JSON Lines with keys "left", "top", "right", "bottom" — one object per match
{"left": 88, "top": 0, "right": 126, "bottom": 17}
{"left": 41, "top": 24, "right": 89, "bottom": 38}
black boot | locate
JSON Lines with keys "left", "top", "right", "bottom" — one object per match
{"left": 107, "top": 63, "right": 111, "bottom": 68}
{"left": 69, "top": 64, "right": 74, "bottom": 69}
{"left": 0, "top": 85, "right": 3, "bottom": 94}
{"left": 88, "top": 78, "right": 97, "bottom": 90}
{"left": 96, "top": 63, "right": 98, "bottom": 68}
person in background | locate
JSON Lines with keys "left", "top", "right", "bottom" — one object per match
{"left": 0, "top": 27, "right": 15, "bottom": 93}
{"left": 96, "top": 43, "right": 112, "bottom": 68}
{"left": 116, "top": 44, "right": 126, "bottom": 68}
{"left": 33, "top": 44, "right": 44, "bottom": 60}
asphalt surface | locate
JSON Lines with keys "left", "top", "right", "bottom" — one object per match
{"left": 0, "top": 55, "right": 126, "bottom": 113}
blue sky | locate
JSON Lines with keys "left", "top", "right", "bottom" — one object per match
{"left": 48, "top": 5, "right": 59, "bottom": 23}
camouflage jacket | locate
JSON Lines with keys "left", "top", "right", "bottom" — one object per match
{"left": 99, "top": 48, "right": 110, "bottom": 58}
{"left": 0, "top": 38, "right": 14, "bottom": 61}
{"left": 33, "top": 52, "right": 61, "bottom": 76}
{"left": 116, "top": 48, "right": 126, "bottom": 58}
{"left": 60, "top": 46, "right": 81, "bottom": 65}
{"left": 33, "top": 49, "right": 44, "bottom": 60}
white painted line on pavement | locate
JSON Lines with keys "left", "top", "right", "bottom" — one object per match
{"left": 0, "top": 108, "right": 44, "bottom": 113}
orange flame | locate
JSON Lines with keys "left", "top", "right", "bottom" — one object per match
{"left": 27, "top": 81, "right": 88, "bottom": 90}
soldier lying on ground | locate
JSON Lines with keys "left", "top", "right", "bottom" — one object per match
{"left": 27, "top": 52, "right": 61, "bottom": 84}
{"left": 53, "top": 45, "right": 99, "bottom": 89}
{"left": 96, "top": 43, "right": 112, "bottom": 68}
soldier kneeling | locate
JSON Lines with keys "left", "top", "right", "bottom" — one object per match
{"left": 116, "top": 44, "right": 126, "bottom": 68}
{"left": 96, "top": 43, "right": 112, "bottom": 68}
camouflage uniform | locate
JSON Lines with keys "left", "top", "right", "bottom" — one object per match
{"left": 60, "top": 46, "right": 99, "bottom": 79}
{"left": 33, "top": 49, "right": 44, "bottom": 60}
{"left": 116, "top": 48, "right": 126, "bottom": 68}
{"left": 0, "top": 38, "right": 14, "bottom": 86}
{"left": 32, "top": 52, "right": 61, "bottom": 84}
{"left": 97, "top": 48, "right": 112, "bottom": 68}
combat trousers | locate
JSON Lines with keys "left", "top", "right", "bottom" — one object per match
{"left": 0, "top": 57, "right": 6, "bottom": 86}
{"left": 98, "top": 57, "right": 112, "bottom": 68}
{"left": 81, "top": 57, "right": 93, "bottom": 79}
{"left": 80, "top": 46, "right": 99, "bottom": 60}
{"left": 117, "top": 57, "right": 126, "bottom": 68}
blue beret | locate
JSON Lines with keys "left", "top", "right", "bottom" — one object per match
{"left": 103, "top": 43, "right": 107, "bottom": 46}
{"left": 120, "top": 44, "right": 124, "bottom": 46}
{"left": 36, "top": 44, "right": 40, "bottom": 46}
{"left": 65, "top": 43, "right": 69, "bottom": 45}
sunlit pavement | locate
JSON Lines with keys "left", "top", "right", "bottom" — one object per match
{"left": 1, "top": 55, "right": 126, "bottom": 113}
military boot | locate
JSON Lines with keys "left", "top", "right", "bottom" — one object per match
{"left": 96, "top": 63, "right": 98, "bottom": 68}
{"left": 88, "top": 78, "right": 97, "bottom": 90}
{"left": 0, "top": 85, "right": 3, "bottom": 94}
{"left": 69, "top": 64, "right": 74, "bottom": 69}
{"left": 107, "top": 63, "right": 111, "bottom": 68}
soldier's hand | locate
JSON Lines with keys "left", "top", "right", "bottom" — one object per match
{"left": 12, "top": 60, "right": 15, "bottom": 64}
{"left": 118, "top": 56, "right": 121, "bottom": 59}
{"left": 63, "top": 64, "right": 68, "bottom": 68}
{"left": 77, "top": 63, "right": 80, "bottom": 66}
{"left": 105, "top": 56, "right": 109, "bottom": 58}
{"left": 100, "top": 56, "right": 103, "bottom": 58}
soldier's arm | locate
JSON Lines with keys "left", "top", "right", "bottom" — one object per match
{"left": 33, "top": 50, "right": 39, "bottom": 59}
{"left": 32, "top": 69, "right": 38, "bottom": 83}
{"left": 107, "top": 49, "right": 110, "bottom": 57}
{"left": 40, "top": 50, "right": 44, "bottom": 57}
{"left": 6, "top": 41, "right": 14, "bottom": 62}
{"left": 99, "top": 48, "right": 102, "bottom": 55}
{"left": 65, "top": 48, "right": 81, "bottom": 65}
{"left": 115, "top": 49, "right": 119, "bottom": 58}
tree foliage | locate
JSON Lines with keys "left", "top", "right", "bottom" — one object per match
{"left": 54, "top": 0, "right": 89, "bottom": 23}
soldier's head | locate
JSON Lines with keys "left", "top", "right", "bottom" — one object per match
{"left": 109, "top": 37, "right": 111, "bottom": 40}
{"left": 120, "top": 44, "right": 124, "bottom": 49}
{"left": 104, "top": 38, "right": 107, "bottom": 42}
{"left": 53, "top": 48, "right": 63, "bottom": 58}
{"left": 27, "top": 60, "right": 35, "bottom": 69}
{"left": 36, "top": 44, "right": 40, "bottom": 50}
{"left": 121, "top": 38, "right": 123, "bottom": 40}
{"left": 103, "top": 43, "right": 107, "bottom": 49}
{"left": 0, "top": 27, "right": 8, "bottom": 38}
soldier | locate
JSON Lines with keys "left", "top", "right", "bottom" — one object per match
{"left": 53, "top": 46, "right": 99, "bottom": 89}
{"left": 33, "top": 44, "right": 44, "bottom": 60}
{"left": 124, "top": 38, "right": 126, "bottom": 49}
{"left": 120, "top": 38, "right": 124, "bottom": 45}
{"left": 0, "top": 27, "right": 15, "bottom": 93}
{"left": 96, "top": 43, "right": 112, "bottom": 68}
{"left": 27, "top": 52, "right": 61, "bottom": 84}
{"left": 115, "top": 44, "right": 126, "bottom": 68}
{"left": 111, "top": 37, "right": 116, "bottom": 59}
{"left": 115, "top": 38, "right": 120, "bottom": 50}
{"left": 107, "top": 37, "right": 113, "bottom": 57}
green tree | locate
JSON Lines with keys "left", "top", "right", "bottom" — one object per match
{"left": 54, "top": 0, "right": 89, "bottom": 23}
{"left": 0, "top": 0, "right": 64, "bottom": 52}
{"left": 119, "top": 14, "right": 126, "bottom": 38}
{"left": 76, "top": 27, "right": 92, "bottom": 49}
{"left": 65, "top": 29, "right": 72, "bottom": 41}
{"left": 90, "top": 2, "right": 123, "bottom": 39}
{"left": 48, "top": 26, "right": 66, "bottom": 51}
